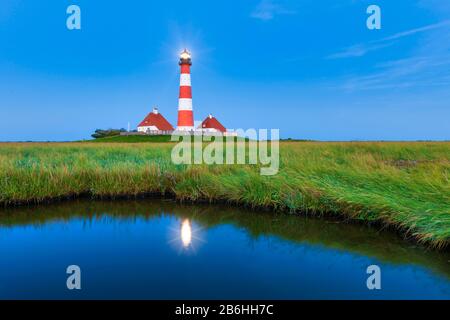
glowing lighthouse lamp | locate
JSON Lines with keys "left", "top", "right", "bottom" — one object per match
{"left": 180, "top": 50, "right": 191, "bottom": 61}
{"left": 177, "top": 49, "right": 195, "bottom": 132}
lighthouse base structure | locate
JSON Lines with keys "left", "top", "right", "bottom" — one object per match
{"left": 176, "top": 109, "right": 195, "bottom": 131}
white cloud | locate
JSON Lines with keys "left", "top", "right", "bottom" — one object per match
{"left": 328, "top": 20, "right": 450, "bottom": 59}
{"left": 341, "top": 55, "right": 450, "bottom": 91}
{"left": 380, "top": 20, "right": 450, "bottom": 42}
{"left": 333, "top": 17, "right": 450, "bottom": 91}
{"left": 251, "top": 0, "right": 296, "bottom": 21}
{"left": 327, "top": 43, "right": 393, "bottom": 59}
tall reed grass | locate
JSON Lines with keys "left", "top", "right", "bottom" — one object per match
{"left": 0, "top": 141, "right": 448, "bottom": 248}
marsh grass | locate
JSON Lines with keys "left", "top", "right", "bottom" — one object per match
{"left": 0, "top": 141, "right": 449, "bottom": 248}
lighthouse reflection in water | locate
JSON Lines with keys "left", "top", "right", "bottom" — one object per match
{"left": 181, "top": 219, "right": 192, "bottom": 248}
{"left": 168, "top": 217, "right": 203, "bottom": 252}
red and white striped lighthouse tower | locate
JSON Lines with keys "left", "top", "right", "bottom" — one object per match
{"left": 177, "top": 49, "right": 194, "bottom": 131}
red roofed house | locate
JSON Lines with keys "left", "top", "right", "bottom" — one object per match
{"left": 137, "top": 108, "right": 174, "bottom": 134}
{"left": 199, "top": 114, "right": 227, "bottom": 134}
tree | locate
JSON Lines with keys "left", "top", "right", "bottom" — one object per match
{"left": 91, "top": 128, "right": 126, "bottom": 139}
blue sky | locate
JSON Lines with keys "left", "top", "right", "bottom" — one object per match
{"left": 1, "top": 0, "right": 449, "bottom": 141}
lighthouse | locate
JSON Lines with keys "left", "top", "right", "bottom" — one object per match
{"left": 177, "top": 49, "right": 195, "bottom": 131}
{"left": 134, "top": 48, "right": 236, "bottom": 137}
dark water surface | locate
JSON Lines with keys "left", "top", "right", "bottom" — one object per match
{"left": 0, "top": 199, "right": 449, "bottom": 299}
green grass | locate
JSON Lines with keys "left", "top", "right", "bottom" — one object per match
{"left": 0, "top": 141, "right": 449, "bottom": 248}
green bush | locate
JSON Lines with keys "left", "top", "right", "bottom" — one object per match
{"left": 91, "top": 128, "right": 127, "bottom": 139}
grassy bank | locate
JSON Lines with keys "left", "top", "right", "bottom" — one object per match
{"left": 0, "top": 141, "right": 449, "bottom": 248}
